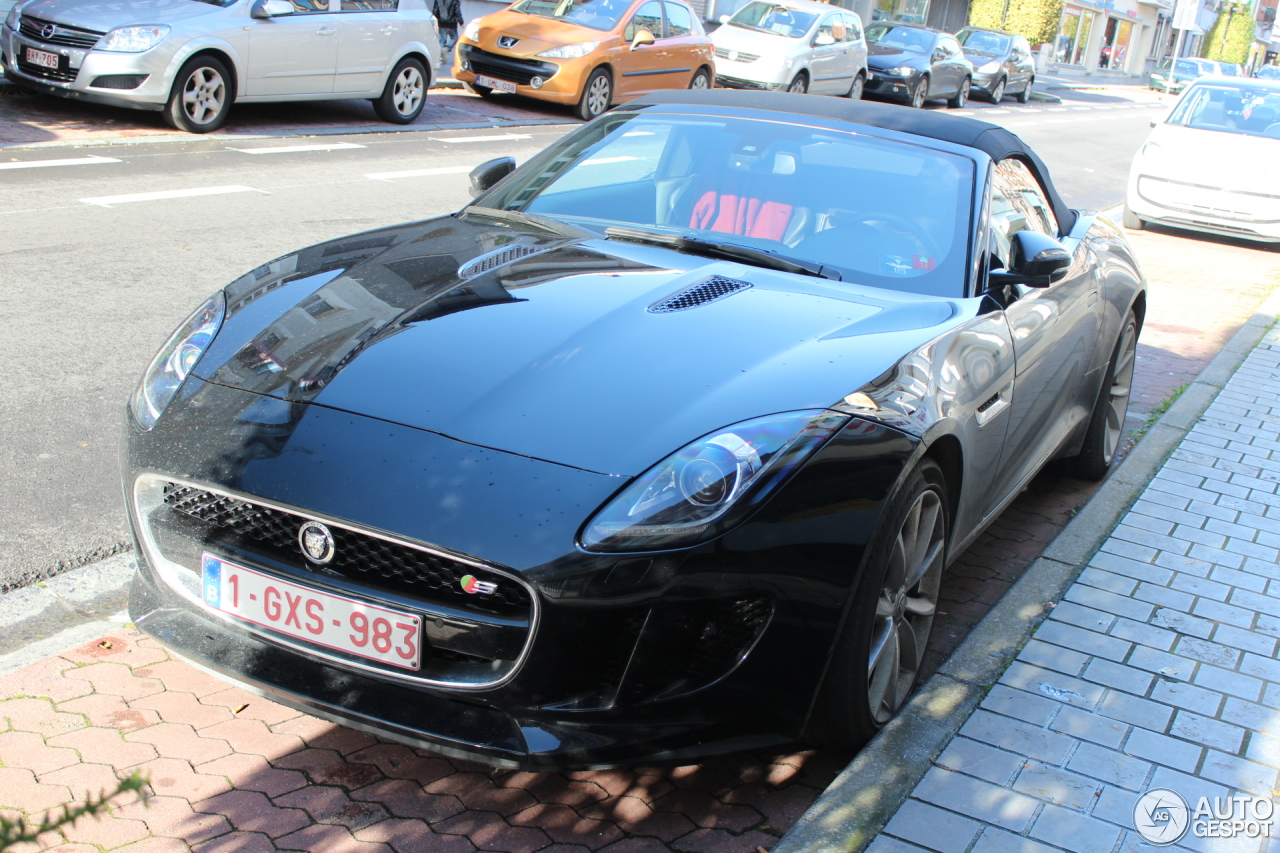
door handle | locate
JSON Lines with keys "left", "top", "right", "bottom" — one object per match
{"left": 318, "top": 26, "right": 336, "bottom": 35}
{"left": 381, "top": 25, "right": 397, "bottom": 34}
{"left": 1087, "top": 291, "right": 1098, "bottom": 306}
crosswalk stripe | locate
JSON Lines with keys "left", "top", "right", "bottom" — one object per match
{"left": 0, "top": 155, "right": 121, "bottom": 170}
{"left": 80, "top": 185, "right": 262, "bottom": 207}
{"left": 430, "top": 133, "right": 533, "bottom": 143}
{"left": 229, "top": 142, "right": 367, "bottom": 155}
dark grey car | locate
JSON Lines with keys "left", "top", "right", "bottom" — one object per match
{"left": 955, "top": 26, "right": 1034, "bottom": 103}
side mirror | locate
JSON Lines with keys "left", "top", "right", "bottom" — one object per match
{"left": 251, "top": 0, "right": 295, "bottom": 18}
{"left": 469, "top": 157, "right": 515, "bottom": 198}
{"left": 813, "top": 32, "right": 836, "bottom": 46}
{"left": 631, "top": 29, "right": 655, "bottom": 49}
{"left": 988, "top": 230, "right": 1071, "bottom": 289}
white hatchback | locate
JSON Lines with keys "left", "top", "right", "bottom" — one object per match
{"left": 1125, "top": 77, "right": 1280, "bottom": 244}
{"left": 711, "top": 0, "right": 866, "bottom": 97}
{"left": 1, "top": 0, "right": 440, "bottom": 132}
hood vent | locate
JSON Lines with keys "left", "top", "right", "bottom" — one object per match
{"left": 457, "top": 244, "right": 548, "bottom": 279}
{"left": 649, "top": 276, "right": 752, "bottom": 313}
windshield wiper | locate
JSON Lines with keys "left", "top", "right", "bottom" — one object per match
{"left": 464, "top": 207, "right": 596, "bottom": 239}
{"left": 605, "top": 226, "right": 841, "bottom": 280}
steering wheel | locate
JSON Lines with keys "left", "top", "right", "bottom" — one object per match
{"left": 857, "top": 211, "right": 941, "bottom": 261}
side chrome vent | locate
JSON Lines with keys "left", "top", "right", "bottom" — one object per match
{"left": 648, "top": 276, "right": 753, "bottom": 313}
{"left": 457, "top": 244, "right": 548, "bottom": 279}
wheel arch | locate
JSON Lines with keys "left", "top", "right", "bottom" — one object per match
{"left": 395, "top": 49, "right": 437, "bottom": 89}
{"left": 176, "top": 47, "right": 240, "bottom": 100}
{"left": 922, "top": 433, "right": 962, "bottom": 539}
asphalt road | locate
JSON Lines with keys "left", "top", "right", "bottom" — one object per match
{"left": 0, "top": 92, "right": 1167, "bottom": 590}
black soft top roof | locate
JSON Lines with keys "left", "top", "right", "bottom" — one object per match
{"left": 630, "top": 90, "right": 1077, "bottom": 235}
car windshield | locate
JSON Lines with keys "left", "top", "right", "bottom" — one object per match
{"left": 1169, "top": 83, "right": 1280, "bottom": 138}
{"left": 725, "top": 2, "right": 817, "bottom": 38}
{"left": 510, "top": 0, "right": 630, "bottom": 31}
{"left": 1258, "top": 66, "right": 1280, "bottom": 80}
{"left": 866, "top": 25, "right": 932, "bottom": 52}
{"left": 473, "top": 112, "right": 975, "bottom": 297}
{"left": 1216, "top": 63, "right": 1241, "bottom": 76}
{"left": 957, "top": 30, "right": 1009, "bottom": 54}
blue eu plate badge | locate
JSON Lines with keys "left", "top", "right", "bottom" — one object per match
{"left": 203, "top": 555, "right": 221, "bottom": 607}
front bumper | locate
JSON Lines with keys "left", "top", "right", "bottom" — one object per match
{"left": 126, "top": 376, "right": 916, "bottom": 767}
{"left": 452, "top": 41, "right": 584, "bottom": 106}
{"left": 970, "top": 69, "right": 1000, "bottom": 93}
{"left": 1128, "top": 171, "right": 1280, "bottom": 243}
{"left": 1, "top": 24, "right": 174, "bottom": 110}
{"left": 863, "top": 69, "right": 914, "bottom": 101}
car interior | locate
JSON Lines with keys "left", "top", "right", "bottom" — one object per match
{"left": 1176, "top": 85, "right": 1280, "bottom": 138}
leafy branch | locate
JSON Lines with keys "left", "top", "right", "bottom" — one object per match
{"left": 0, "top": 771, "right": 149, "bottom": 852}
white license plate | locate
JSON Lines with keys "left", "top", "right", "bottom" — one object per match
{"left": 201, "top": 554, "right": 422, "bottom": 670}
{"left": 476, "top": 74, "right": 517, "bottom": 93}
{"left": 25, "top": 47, "right": 59, "bottom": 69}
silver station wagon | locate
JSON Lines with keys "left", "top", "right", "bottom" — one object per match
{"left": 2, "top": 0, "right": 441, "bottom": 132}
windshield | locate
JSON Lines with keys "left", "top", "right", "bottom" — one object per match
{"left": 1169, "top": 83, "right": 1280, "bottom": 138}
{"left": 1258, "top": 66, "right": 1280, "bottom": 80}
{"left": 866, "top": 25, "right": 932, "bottom": 52}
{"left": 474, "top": 112, "right": 975, "bottom": 297}
{"left": 726, "top": 2, "right": 817, "bottom": 38}
{"left": 957, "top": 30, "right": 1009, "bottom": 54}
{"left": 1215, "top": 63, "right": 1241, "bottom": 76}
{"left": 510, "top": 0, "right": 630, "bottom": 31}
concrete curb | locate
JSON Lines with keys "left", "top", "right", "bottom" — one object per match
{"left": 1027, "top": 89, "right": 1063, "bottom": 104}
{"left": 773, "top": 265, "right": 1280, "bottom": 853}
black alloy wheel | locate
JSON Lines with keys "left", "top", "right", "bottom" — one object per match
{"left": 988, "top": 76, "right": 1006, "bottom": 103}
{"left": 788, "top": 72, "right": 809, "bottom": 94}
{"left": 373, "top": 57, "right": 427, "bottom": 124}
{"left": 805, "top": 459, "right": 949, "bottom": 748}
{"left": 846, "top": 72, "right": 864, "bottom": 99}
{"left": 576, "top": 67, "right": 613, "bottom": 120}
{"left": 164, "top": 56, "right": 232, "bottom": 133}
{"left": 1070, "top": 309, "right": 1139, "bottom": 480}
{"left": 689, "top": 68, "right": 711, "bottom": 90}
{"left": 1016, "top": 75, "right": 1033, "bottom": 103}
{"left": 909, "top": 76, "right": 927, "bottom": 108}
{"left": 948, "top": 76, "right": 970, "bottom": 108}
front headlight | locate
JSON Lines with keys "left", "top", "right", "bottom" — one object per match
{"left": 538, "top": 41, "right": 597, "bottom": 59}
{"left": 130, "top": 292, "right": 225, "bottom": 430}
{"left": 98, "top": 25, "right": 171, "bottom": 52}
{"left": 1141, "top": 141, "right": 1169, "bottom": 167}
{"left": 5, "top": 4, "right": 21, "bottom": 31}
{"left": 887, "top": 66, "right": 915, "bottom": 77}
{"left": 581, "top": 410, "right": 848, "bottom": 551}
{"left": 979, "top": 60, "right": 1000, "bottom": 73}
{"left": 463, "top": 18, "right": 481, "bottom": 41}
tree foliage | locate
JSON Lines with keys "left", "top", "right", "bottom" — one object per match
{"left": 1201, "top": 2, "right": 1254, "bottom": 64}
{"left": 1, "top": 772, "right": 149, "bottom": 852}
{"left": 969, "top": 0, "right": 1064, "bottom": 45}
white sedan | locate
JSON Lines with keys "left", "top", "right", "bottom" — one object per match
{"left": 1125, "top": 76, "right": 1280, "bottom": 243}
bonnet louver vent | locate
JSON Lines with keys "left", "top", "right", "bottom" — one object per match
{"left": 649, "top": 276, "right": 753, "bottom": 313}
{"left": 457, "top": 244, "right": 548, "bottom": 279}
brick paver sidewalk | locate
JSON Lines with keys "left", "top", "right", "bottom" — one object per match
{"left": 0, "top": 630, "right": 844, "bottom": 852}
{"left": 872, "top": 324, "right": 1280, "bottom": 853}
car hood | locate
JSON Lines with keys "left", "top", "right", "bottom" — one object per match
{"left": 867, "top": 43, "right": 925, "bottom": 67}
{"left": 17, "top": 0, "right": 222, "bottom": 29}
{"left": 711, "top": 23, "right": 805, "bottom": 54}
{"left": 471, "top": 10, "right": 604, "bottom": 55}
{"left": 194, "top": 216, "right": 962, "bottom": 477}
{"left": 962, "top": 48, "right": 1000, "bottom": 64}
{"left": 1144, "top": 123, "right": 1280, "bottom": 188}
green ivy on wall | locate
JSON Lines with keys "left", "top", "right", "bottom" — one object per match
{"left": 1200, "top": 2, "right": 1254, "bottom": 65}
{"left": 969, "top": 0, "right": 1064, "bottom": 45}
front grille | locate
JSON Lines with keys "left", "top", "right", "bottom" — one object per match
{"left": 649, "top": 276, "right": 752, "bottom": 313}
{"left": 91, "top": 73, "right": 149, "bottom": 90}
{"left": 462, "top": 45, "right": 556, "bottom": 86}
{"left": 16, "top": 56, "right": 77, "bottom": 83}
{"left": 714, "top": 47, "right": 760, "bottom": 62}
{"left": 457, "top": 244, "right": 548, "bottom": 278}
{"left": 715, "top": 75, "right": 773, "bottom": 90}
{"left": 19, "top": 15, "right": 104, "bottom": 48}
{"left": 162, "top": 484, "right": 531, "bottom": 619}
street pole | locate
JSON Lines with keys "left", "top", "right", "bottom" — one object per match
{"left": 1000, "top": 0, "right": 1010, "bottom": 29}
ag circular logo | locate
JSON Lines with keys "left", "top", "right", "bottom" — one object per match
{"left": 298, "top": 521, "right": 336, "bottom": 565}
{"left": 1134, "top": 788, "right": 1191, "bottom": 845}
{"left": 41, "top": 23, "right": 58, "bottom": 39}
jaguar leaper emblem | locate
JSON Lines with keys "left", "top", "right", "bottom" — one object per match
{"left": 298, "top": 521, "right": 336, "bottom": 565}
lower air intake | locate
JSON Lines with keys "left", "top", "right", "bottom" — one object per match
{"left": 649, "top": 276, "right": 752, "bottom": 313}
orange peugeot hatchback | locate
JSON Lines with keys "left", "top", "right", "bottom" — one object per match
{"left": 453, "top": 0, "right": 715, "bottom": 120}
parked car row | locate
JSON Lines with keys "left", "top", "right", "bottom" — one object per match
{"left": 1148, "top": 56, "right": 1247, "bottom": 94}
{"left": 454, "top": 0, "right": 1038, "bottom": 119}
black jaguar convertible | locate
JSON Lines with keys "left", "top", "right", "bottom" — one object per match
{"left": 126, "top": 91, "right": 1145, "bottom": 769}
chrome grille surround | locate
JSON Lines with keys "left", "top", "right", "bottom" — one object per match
{"left": 19, "top": 15, "right": 104, "bottom": 48}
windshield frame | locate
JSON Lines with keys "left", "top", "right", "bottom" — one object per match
{"left": 865, "top": 24, "right": 933, "bottom": 52}
{"left": 467, "top": 106, "right": 984, "bottom": 299}
{"left": 956, "top": 29, "right": 1010, "bottom": 54}
{"left": 508, "top": 0, "right": 633, "bottom": 32}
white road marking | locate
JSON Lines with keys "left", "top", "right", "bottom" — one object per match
{"left": 0, "top": 155, "right": 121, "bottom": 170}
{"left": 430, "top": 133, "right": 533, "bottom": 143}
{"left": 1071, "top": 107, "right": 1092, "bottom": 110}
{"left": 365, "top": 165, "right": 473, "bottom": 181}
{"left": 1046, "top": 107, "right": 1069, "bottom": 112}
{"left": 80, "top": 185, "right": 263, "bottom": 207}
{"left": 229, "top": 142, "right": 367, "bottom": 155}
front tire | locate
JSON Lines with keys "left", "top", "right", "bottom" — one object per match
{"left": 1122, "top": 204, "right": 1146, "bottom": 230}
{"left": 988, "top": 77, "right": 1006, "bottom": 103}
{"left": 909, "top": 75, "right": 928, "bottom": 108}
{"left": 1069, "top": 309, "right": 1139, "bottom": 480}
{"left": 1016, "top": 75, "right": 1033, "bottom": 103}
{"left": 948, "top": 76, "right": 970, "bottom": 108}
{"left": 788, "top": 72, "right": 809, "bottom": 94}
{"left": 374, "top": 57, "right": 427, "bottom": 124}
{"left": 846, "top": 72, "right": 864, "bottom": 100}
{"left": 689, "top": 67, "right": 711, "bottom": 90}
{"left": 163, "top": 56, "right": 232, "bottom": 133}
{"left": 575, "top": 67, "right": 612, "bottom": 121}
{"left": 806, "top": 459, "right": 949, "bottom": 749}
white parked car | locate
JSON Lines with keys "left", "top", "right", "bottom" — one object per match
{"left": 1, "top": 0, "right": 441, "bottom": 132}
{"left": 711, "top": 0, "right": 866, "bottom": 97}
{"left": 1125, "top": 76, "right": 1280, "bottom": 244}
